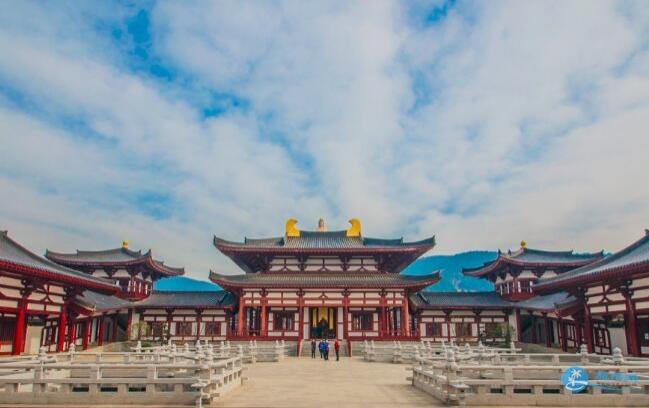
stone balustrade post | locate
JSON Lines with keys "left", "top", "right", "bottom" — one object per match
{"left": 503, "top": 366, "right": 514, "bottom": 396}
{"left": 37, "top": 346, "right": 47, "bottom": 362}
{"left": 612, "top": 347, "right": 624, "bottom": 365}
{"left": 579, "top": 344, "right": 590, "bottom": 364}
{"left": 69, "top": 343, "right": 76, "bottom": 362}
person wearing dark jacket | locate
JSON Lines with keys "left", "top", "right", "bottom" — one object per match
{"left": 311, "top": 339, "right": 316, "bottom": 358}
{"left": 323, "top": 340, "right": 329, "bottom": 361}
{"left": 334, "top": 338, "right": 340, "bottom": 361}
{"left": 318, "top": 339, "right": 325, "bottom": 359}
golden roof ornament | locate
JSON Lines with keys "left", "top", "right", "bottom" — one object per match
{"left": 285, "top": 218, "right": 300, "bottom": 237}
{"left": 520, "top": 240, "right": 527, "bottom": 249}
{"left": 317, "top": 218, "right": 327, "bottom": 232}
{"left": 122, "top": 240, "right": 129, "bottom": 249}
{"left": 346, "top": 218, "right": 361, "bottom": 237}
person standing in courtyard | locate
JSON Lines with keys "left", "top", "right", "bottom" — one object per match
{"left": 311, "top": 338, "right": 316, "bottom": 358}
{"left": 334, "top": 338, "right": 340, "bottom": 361}
{"left": 323, "top": 339, "right": 329, "bottom": 360}
{"left": 318, "top": 339, "right": 325, "bottom": 359}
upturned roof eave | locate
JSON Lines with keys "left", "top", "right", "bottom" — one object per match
{"left": 0, "top": 259, "right": 119, "bottom": 294}
{"left": 46, "top": 251, "right": 184, "bottom": 277}
{"left": 208, "top": 270, "right": 440, "bottom": 290}
{"left": 535, "top": 259, "right": 649, "bottom": 294}
{"left": 462, "top": 256, "right": 601, "bottom": 278}
{"left": 213, "top": 235, "right": 435, "bottom": 253}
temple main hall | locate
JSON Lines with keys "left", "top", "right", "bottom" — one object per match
{"left": 1, "top": 219, "right": 648, "bottom": 357}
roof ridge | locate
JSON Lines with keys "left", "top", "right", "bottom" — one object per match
{"left": 0, "top": 231, "right": 118, "bottom": 291}
{"left": 535, "top": 231, "right": 649, "bottom": 291}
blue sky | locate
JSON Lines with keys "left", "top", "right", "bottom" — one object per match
{"left": 1, "top": 1, "right": 649, "bottom": 278}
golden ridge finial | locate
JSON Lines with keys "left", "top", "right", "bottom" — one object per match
{"left": 520, "top": 240, "right": 527, "bottom": 249}
{"left": 317, "top": 218, "right": 327, "bottom": 232}
{"left": 122, "top": 240, "right": 129, "bottom": 249}
{"left": 346, "top": 218, "right": 361, "bottom": 237}
{"left": 285, "top": 218, "right": 300, "bottom": 237}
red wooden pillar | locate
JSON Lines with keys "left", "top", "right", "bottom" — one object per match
{"left": 624, "top": 290, "right": 640, "bottom": 356}
{"left": 68, "top": 314, "right": 77, "bottom": 349}
{"left": 126, "top": 308, "right": 133, "bottom": 341}
{"left": 82, "top": 319, "right": 90, "bottom": 350}
{"left": 583, "top": 303, "right": 594, "bottom": 353}
{"left": 260, "top": 292, "right": 268, "bottom": 337}
{"left": 97, "top": 314, "right": 105, "bottom": 346}
{"left": 401, "top": 292, "right": 410, "bottom": 337}
{"left": 56, "top": 304, "right": 68, "bottom": 352}
{"left": 342, "top": 290, "right": 350, "bottom": 340}
{"left": 12, "top": 296, "right": 28, "bottom": 355}
{"left": 378, "top": 291, "right": 386, "bottom": 337}
{"left": 237, "top": 293, "right": 245, "bottom": 336}
{"left": 297, "top": 291, "right": 305, "bottom": 341}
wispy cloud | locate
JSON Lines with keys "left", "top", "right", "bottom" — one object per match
{"left": 1, "top": 0, "right": 648, "bottom": 278}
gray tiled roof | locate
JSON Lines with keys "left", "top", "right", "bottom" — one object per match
{"left": 46, "top": 247, "right": 184, "bottom": 276}
{"left": 411, "top": 291, "right": 512, "bottom": 309}
{"left": 463, "top": 247, "right": 603, "bottom": 277}
{"left": 210, "top": 271, "right": 440, "bottom": 288}
{"left": 516, "top": 292, "right": 573, "bottom": 312}
{"left": 76, "top": 290, "right": 131, "bottom": 311}
{"left": 217, "top": 230, "right": 435, "bottom": 249}
{"left": 507, "top": 249, "right": 602, "bottom": 263}
{"left": 536, "top": 231, "right": 649, "bottom": 292}
{"left": 0, "top": 231, "right": 118, "bottom": 292}
{"left": 47, "top": 247, "right": 144, "bottom": 262}
{"left": 76, "top": 290, "right": 235, "bottom": 312}
{"left": 135, "top": 291, "right": 236, "bottom": 308}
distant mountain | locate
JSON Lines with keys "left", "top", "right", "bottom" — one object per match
{"left": 154, "top": 276, "right": 221, "bottom": 292}
{"left": 154, "top": 250, "right": 498, "bottom": 293}
{"left": 402, "top": 251, "right": 497, "bottom": 292}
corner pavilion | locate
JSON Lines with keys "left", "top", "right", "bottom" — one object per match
{"left": 1, "top": 219, "right": 649, "bottom": 357}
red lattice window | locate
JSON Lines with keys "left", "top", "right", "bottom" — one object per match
{"left": 351, "top": 312, "right": 373, "bottom": 331}
{"left": 204, "top": 322, "right": 222, "bottom": 336}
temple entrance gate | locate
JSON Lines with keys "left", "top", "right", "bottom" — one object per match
{"left": 309, "top": 307, "right": 336, "bottom": 339}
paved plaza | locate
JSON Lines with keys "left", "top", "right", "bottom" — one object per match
{"left": 219, "top": 357, "right": 441, "bottom": 408}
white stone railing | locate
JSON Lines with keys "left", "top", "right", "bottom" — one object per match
{"left": 410, "top": 346, "right": 649, "bottom": 406}
{"left": 363, "top": 339, "right": 520, "bottom": 364}
{"left": 135, "top": 339, "right": 289, "bottom": 364}
{"left": 0, "top": 345, "right": 244, "bottom": 407}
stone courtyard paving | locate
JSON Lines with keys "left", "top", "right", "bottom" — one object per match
{"left": 218, "top": 357, "right": 441, "bottom": 408}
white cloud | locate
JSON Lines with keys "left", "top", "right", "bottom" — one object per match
{"left": 0, "top": 0, "right": 648, "bottom": 279}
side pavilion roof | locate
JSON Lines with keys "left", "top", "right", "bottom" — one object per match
{"left": 462, "top": 246, "right": 603, "bottom": 278}
{"left": 209, "top": 270, "right": 440, "bottom": 291}
{"left": 46, "top": 246, "right": 184, "bottom": 277}
{"left": 75, "top": 290, "right": 236, "bottom": 313}
{"left": 535, "top": 230, "right": 649, "bottom": 293}
{"left": 0, "top": 231, "right": 119, "bottom": 294}
{"left": 410, "top": 291, "right": 513, "bottom": 310}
